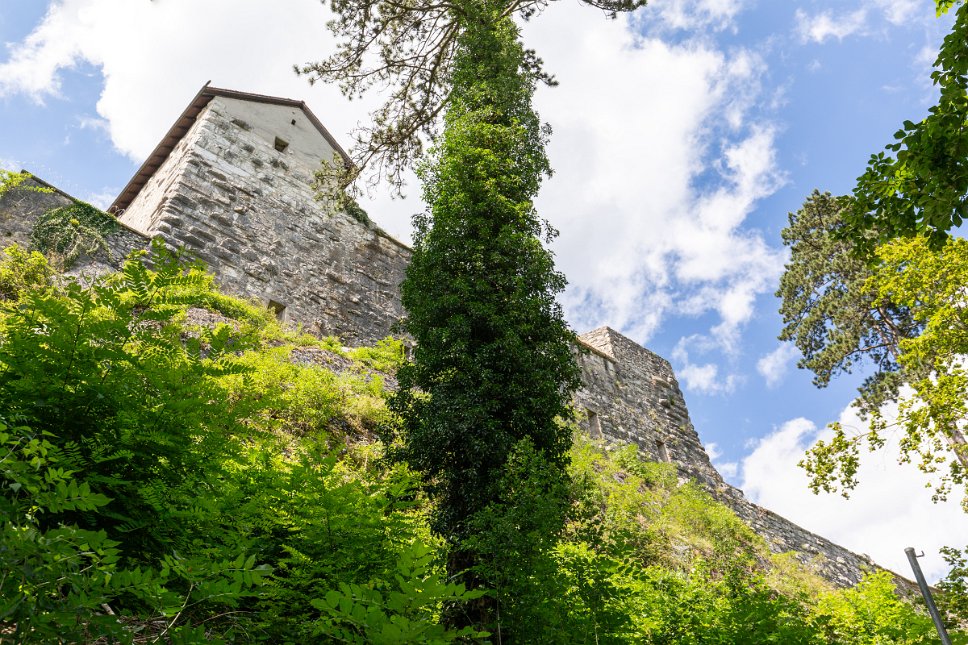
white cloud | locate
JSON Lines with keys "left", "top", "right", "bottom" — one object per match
{"left": 914, "top": 43, "right": 937, "bottom": 69}
{"left": 872, "top": 0, "right": 919, "bottom": 25}
{"left": 2, "top": 0, "right": 786, "bottom": 362}
{"left": 706, "top": 442, "right": 723, "bottom": 461}
{"left": 0, "top": 0, "right": 416, "bottom": 238}
{"left": 523, "top": 9, "right": 785, "bottom": 349}
{"left": 756, "top": 342, "right": 798, "bottom": 388}
{"left": 740, "top": 405, "right": 968, "bottom": 582}
{"left": 672, "top": 336, "right": 740, "bottom": 394}
{"left": 795, "top": 8, "right": 868, "bottom": 43}
{"left": 680, "top": 362, "right": 725, "bottom": 393}
{"left": 76, "top": 114, "right": 109, "bottom": 133}
{"left": 81, "top": 189, "right": 119, "bottom": 210}
{"left": 0, "top": 1, "right": 353, "bottom": 158}
{"left": 705, "top": 442, "right": 739, "bottom": 478}
{"left": 639, "top": 0, "right": 745, "bottom": 33}
{"left": 795, "top": 0, "right": 932, "bottom": 45}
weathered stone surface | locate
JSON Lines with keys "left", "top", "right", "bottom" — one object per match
{"left": 575, "top": 326, "right": 879, "bottom": 587}
{"left": 0, "top": 176, "right": 150, "bottom": 277}
{"left": 117, "top": 96, "right": 410, "bottom": 345}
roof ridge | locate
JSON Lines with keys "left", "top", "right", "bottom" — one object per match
{"left": 108, "top": 84, "right": 352, "bottom": 216}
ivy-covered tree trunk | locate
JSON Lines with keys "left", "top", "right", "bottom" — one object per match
{"left": 386, "top": 1, "right": 581, "bottom": 624}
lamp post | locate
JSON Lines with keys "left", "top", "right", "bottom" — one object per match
{"left": 905, "top": 546, "right": 952, "bottom": 645}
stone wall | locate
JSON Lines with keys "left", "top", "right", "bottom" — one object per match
{"left": 3, "top": 95, "right": 893, "bottom": 588}
{"left": 116, "top": 96, "right": 410, "bottom": 345}
{"left": 575, "top": 326, "right": 879, "bottom": 587}
{"left": 0, "top": 176, "right": 149, "bottom": 276}
{"left": 722, "top": 487, "right": 877, "bottom": 587}
{"left": 575, "top": 327, "right": 723, "bottom": 491}
{"left": 0, "top": 172, "right": 885, "bottom": 588}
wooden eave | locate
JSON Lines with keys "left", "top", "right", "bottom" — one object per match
{"left": 108, "top": 83, "right": 353, "bottom": 215}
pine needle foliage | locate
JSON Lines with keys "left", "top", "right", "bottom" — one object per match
{"left": 778, "top": 194, "right": 968, "bottom": 504}
{"left": 777, "top": 191, "right": 920, "bottom": 414}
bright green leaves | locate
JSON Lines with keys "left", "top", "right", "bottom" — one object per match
{"left": 311, "top": 541, "right": 488, "bottom": 644}
{"left": 0, "top": 245, "right": 54, "bottom": 301}
{"left": 0, "top": 245, "right": 275, "bottom": 641}
{"left": 811, "top": 571, "right": 936, "bottom": 645}
{"left": 938, "top": 546, "right": 968, "bottom": 626}
{"left": 799, "top": 421, "right": 863, "bottom": 497}
{"left": 30, "top": 200, "right": 120, "bottom": 269}
{"left": 777, "top": 191, "right": 918, "bottom": 411}
{"left": 937, "top": 1, "right": 963, "bottom": 17}
{"left": 867, "top": 236, "right": 968, "bottom": 505}
{"left": 794, "top": 232, "right": 968, "bottom": 507}
{"left": 845, "top": 1, "right": 968, "bottom": 251}
{"left": 0, "top": 169, "right": 52, "bottom": 201}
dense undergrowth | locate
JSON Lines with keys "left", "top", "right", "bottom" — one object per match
{"left": 0, "top": 244, "right": 962, "bottom": 643}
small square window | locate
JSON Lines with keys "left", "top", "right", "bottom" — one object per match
{"left": 274, "top": 137, "right": 289, "bottom": 153}
{"left": 268, "top": 300, "right": 286, "bottom": 320}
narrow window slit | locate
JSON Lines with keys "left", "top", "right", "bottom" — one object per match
{"left": 586, "top": 409, "right": 603, "bottom": 439}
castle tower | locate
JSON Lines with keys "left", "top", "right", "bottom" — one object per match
{"left": 109, "top": 84, "right": 410, "bottom": 344}
{"left": 575, "top": 327, "right": 724, "bottom": 490}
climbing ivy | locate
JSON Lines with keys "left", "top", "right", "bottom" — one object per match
{"left": 30, "top": 200, "right": 119, "bottom": 269}
{"left": 343, "top": 195, "right": 373, "bottom": 227}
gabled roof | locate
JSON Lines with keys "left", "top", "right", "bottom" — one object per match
{"left": 108, "top": 83, "right": 353, "bottom": 215}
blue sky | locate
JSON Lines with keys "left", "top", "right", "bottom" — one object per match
{"left": 1, "top": 0, "right": 966, "bottom": 579}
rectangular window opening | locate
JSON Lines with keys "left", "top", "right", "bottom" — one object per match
{"left": 274, "top": 137, "right": 289, "bottom": 153}
{"left": 268, "top": 299, "right": 287, "bottom": 321}
{"left": 586, "top": 409, "right": 603, "bottom": 440}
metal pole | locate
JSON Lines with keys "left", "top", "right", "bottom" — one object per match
{"left": 905, "top": 546, "right": 953, "bottom": 645}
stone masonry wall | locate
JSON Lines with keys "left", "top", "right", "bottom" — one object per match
{"left": 0, "top": 176, "right": 149, "bottom": 276}
{"left": 117, "top": 96, "right": 410, "bottom": 345}
{"left": 575, "top": 327, "right": 723, "bottom": 491}
{"left": 575, "top": 326, "right": 879, "bottom": 587}
{"left": 1, "top": 173, "right": 885, "bottom": 587}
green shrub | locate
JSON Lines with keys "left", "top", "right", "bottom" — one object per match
{"left": 347, "top": 337, "right": 406, "bottom": 373}
{"left": 0, "top": 244, "right": 54, "bottom": 301}
{"left": 811, "top": 571, "right": 936, "bottom": 645}
{"left": 0, "top": 242, "right": 954, "bottom": 643}
{"left": 311, "top": 540, "right": 488, "bottom": 643}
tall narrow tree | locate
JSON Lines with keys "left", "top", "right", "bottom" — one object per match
{"left": 388, "top": 1, "right": 579, "bottom": 565}
{"left": 300, "top": 0, "right": 646, "bottom": 630}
